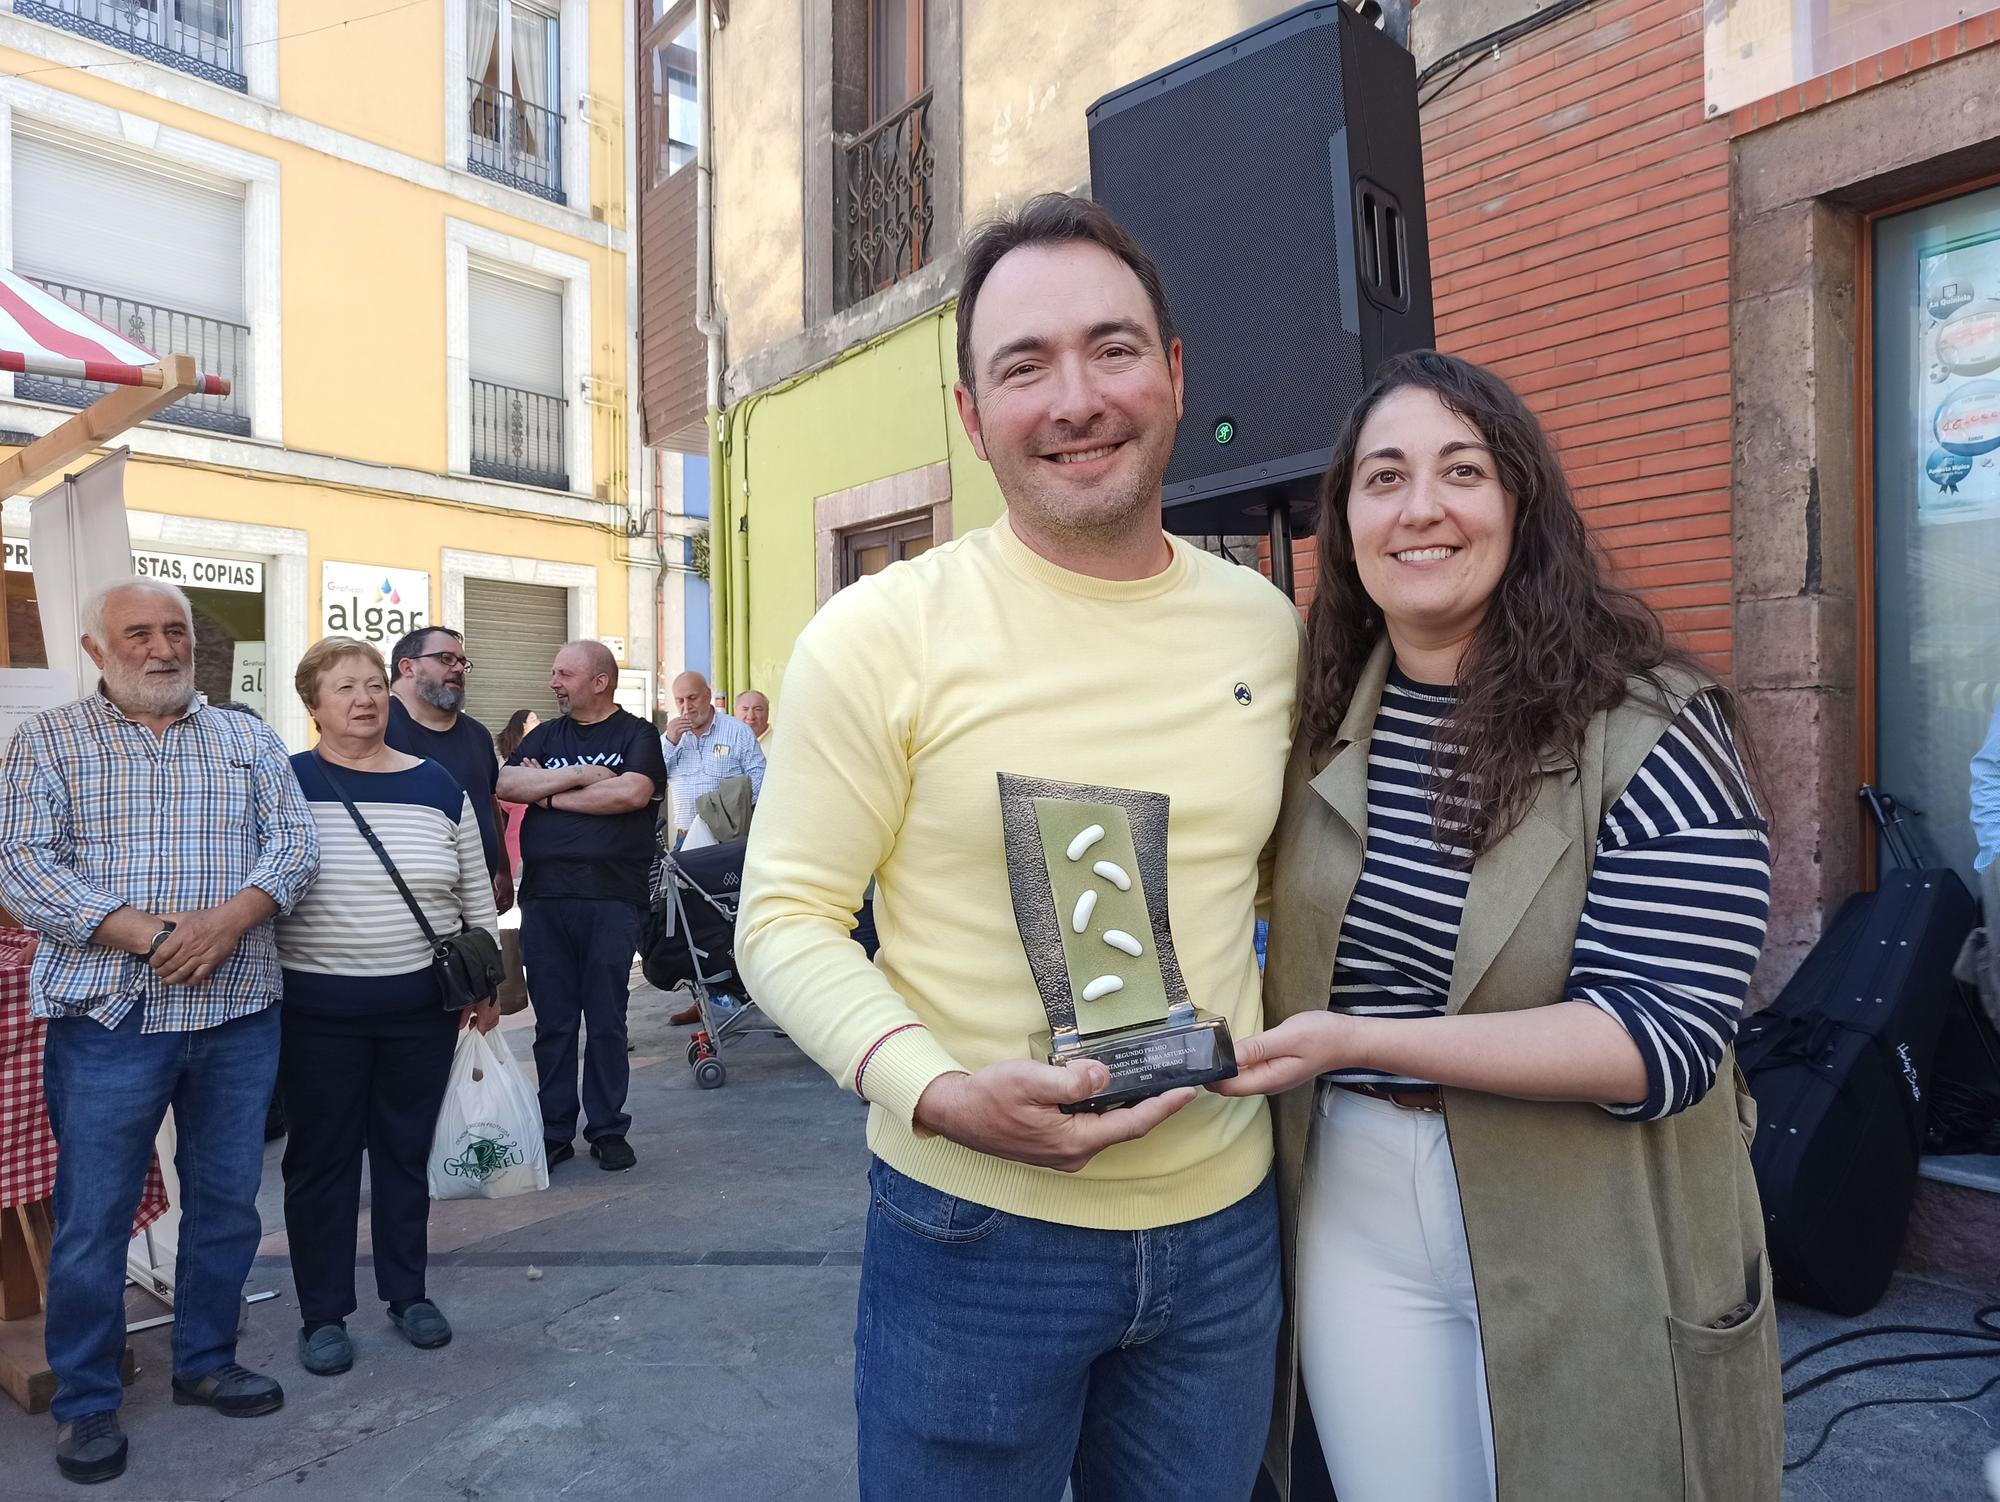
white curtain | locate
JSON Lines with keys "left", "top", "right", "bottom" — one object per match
{"left": 468, "top": 0, "right": 501, "bottom": 144}
{"left": 511, "top": 5, "right": 553, "bottom": 160}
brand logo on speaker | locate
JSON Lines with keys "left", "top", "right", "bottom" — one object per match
{"left": 1213, "top": 418, "right": 1235, "bottom": 446}
{"left": 1897, "top": 1041, "right": 1921, "bottom": 1102}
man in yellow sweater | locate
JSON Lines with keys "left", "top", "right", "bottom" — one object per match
{"left": 738, "top": 194, "right": 1299, "bottom": 1501}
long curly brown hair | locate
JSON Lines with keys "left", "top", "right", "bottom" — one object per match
{"left": 1302, "top": 350, "right": 1715, "bottom": 855}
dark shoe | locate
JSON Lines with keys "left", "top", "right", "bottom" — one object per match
{"left": 388, "top": 1300, "right": 452, "bottom": 1350}
{"left": 669, "top": 1002, "right": 700, "bottom": 1025}
{"left": 297, "top": 1323, "right": 353, "bottom": 1376}
{"left": 589, "top": 1135, "right": 636, "bottom": 1171}
{"left": 54, "top": 1411, "right": 126, "bottom": 1484}
{"left": 170, "top": 1363, "right": 284, "bottom": 1416}
{"left": 544, "top": 1138, "right": 575, "bottom": 1167}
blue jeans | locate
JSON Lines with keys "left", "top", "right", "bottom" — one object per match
{"left": 855, "top": 1159, "right": 1281, "bottom": 1502}
{"left": 522, "top": 898, "right": 643, "bottom": 1143}
{"left": 41, "top": 1002, "right": 280, "bottom": 1422}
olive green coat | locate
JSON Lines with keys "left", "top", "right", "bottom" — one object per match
{"left": 1262, "top": 640, "right": 1783, "bottom": 1501}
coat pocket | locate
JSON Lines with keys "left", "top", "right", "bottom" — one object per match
{"left": 1664, "top": 1251, "right": 1783, "bottom": 1502}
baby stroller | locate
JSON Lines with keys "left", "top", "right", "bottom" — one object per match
{"left": 641, "top": 839, "right": 782, "bottom": 1089}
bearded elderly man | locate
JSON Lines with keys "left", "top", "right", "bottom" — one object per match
{"left": 0, "top": 577, "right": 319, "bottom": 1487}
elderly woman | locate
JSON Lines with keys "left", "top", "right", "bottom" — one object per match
{"left": 276, "top": 637, "right": 499, "bottom": 1378}
{"left": 1225, "top": 352, "right": 1783, "bottom": 1501}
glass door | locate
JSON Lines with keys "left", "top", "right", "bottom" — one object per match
{"left": 1873, "top": 184, "right": 2000, "bottom": 883}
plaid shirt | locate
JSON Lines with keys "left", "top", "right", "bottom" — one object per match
{"left": 0, "top": 693, "right": 319, "bottom": 1033}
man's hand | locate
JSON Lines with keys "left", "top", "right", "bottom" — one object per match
{"left": 663, "top": 715, "right": 696, "bottom": 744}
{"left": 150, "top": 905, "right": 251, "bottom": 987}
{"left": 492, "top": 866, "right": 515, "bottom": 917}
{"left": 912, "top": 1059, "right": 1196, "bottom": 1173}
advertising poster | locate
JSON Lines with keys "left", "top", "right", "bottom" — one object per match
{"left": 1919, "top": 232, "right": 2000, "bottom": 526}
{"left": 322, "top": 562, "right": 431, "bottom": 656}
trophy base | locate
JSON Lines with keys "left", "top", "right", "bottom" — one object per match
{"left": 1047, "top": 1008, "right": 1237, "bottom": 1114}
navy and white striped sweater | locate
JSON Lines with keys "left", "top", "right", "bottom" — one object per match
{"left": 1327, "top": 670, "right": 1771, "bottom": 1120}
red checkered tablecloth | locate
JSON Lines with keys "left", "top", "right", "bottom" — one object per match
{"left": 0, "top": 929, "right": 168, "bottom": 1229}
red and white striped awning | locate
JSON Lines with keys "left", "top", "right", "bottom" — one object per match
{"left": 0, "top": 266, "right": 230, "bottom": 396}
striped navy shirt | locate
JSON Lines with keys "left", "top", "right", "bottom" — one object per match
{"left": 1328, "top": 670, "right": 1770, "bottom": 1120}
{"left": 277, "top": 755, "right": 499, "bottom": 1014}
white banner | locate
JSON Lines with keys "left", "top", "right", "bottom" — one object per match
{"left": 322, "top": 562, "right": 431, "bottom": 655}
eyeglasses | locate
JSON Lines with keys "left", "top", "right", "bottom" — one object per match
{"left": 414, "top": 652, "right": 475, "bottom": 671}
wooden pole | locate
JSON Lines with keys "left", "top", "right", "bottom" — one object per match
{"left": 0, "top": 355, "right": 200, "bottom": 505}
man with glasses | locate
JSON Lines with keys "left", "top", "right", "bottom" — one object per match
{"left": 386, "top": 627, "right": 511, "bottom": 915}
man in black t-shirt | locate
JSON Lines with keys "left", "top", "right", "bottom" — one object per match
{"left": 384, "top": 626, "right": 511, "bottom": 914}
{"left": 496, "top": 640, "right": 666, "bottom": 1173}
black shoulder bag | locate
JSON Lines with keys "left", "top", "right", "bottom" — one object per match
{"left": 318, "top": 757, "right": 505, "bottom": 1009}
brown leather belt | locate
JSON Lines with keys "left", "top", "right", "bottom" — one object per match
{"left": 1335, "top": 1080, "right": 1444, "bottom": 1113}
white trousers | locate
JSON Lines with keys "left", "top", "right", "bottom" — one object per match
{"left": 1297, "top": 1085, "right": 1498, "bottom": 1502}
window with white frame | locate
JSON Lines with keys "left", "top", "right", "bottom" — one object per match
{"left": 467, "top": 263, "right": 567, "bottom": 491}
{"left": 9, "top": 123, "right": 251, "bottom": 435}
{"left": 465, "top": 0, "right": 565, "bottom": 203}
{"left": 648, "top": 8, "right": 698, "bottom": 184}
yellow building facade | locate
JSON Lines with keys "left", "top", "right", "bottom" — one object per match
{"left": 0, "top": 0, "right": 666, "bottom": 750}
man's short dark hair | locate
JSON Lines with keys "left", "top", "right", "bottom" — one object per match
{"left": 389, "top": 625, "right": 463, "bottom": 679}
{"left": 955, "top": 192, "right": 1179, "bottom": 394}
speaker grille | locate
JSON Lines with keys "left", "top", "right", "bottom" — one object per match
{"left": 1089, "top": 18, "right": 1362, "bottom": 497}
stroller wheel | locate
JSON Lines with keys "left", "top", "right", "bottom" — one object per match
{"left": 694, "top": 1057, "right": 726, "bottom": 1090}
{"left": 686, "top": 1035, "right": 712, "bottom": 1067}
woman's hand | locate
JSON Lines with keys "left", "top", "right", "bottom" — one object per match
{"left": 1210, "top": 1011, "right": 1356, "bottom": 1097}
{"left": 462, "top": 998, "right": 501, "bottom": 1034}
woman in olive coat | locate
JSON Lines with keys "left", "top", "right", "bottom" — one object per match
{"left": 1226, "top": 351, "right": 1783, "bottom": 1501}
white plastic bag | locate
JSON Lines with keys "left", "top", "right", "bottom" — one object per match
{"left": 428, "top": 1027, "right": 549, "bottom": 1201}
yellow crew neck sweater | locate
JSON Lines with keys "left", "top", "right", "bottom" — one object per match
{"left": 737, "top": 514, "right": 1300, "bottom": 1230}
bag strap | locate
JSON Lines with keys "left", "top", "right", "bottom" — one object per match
{"left": 316, "top": 755, "right": 446, "bottom": 951}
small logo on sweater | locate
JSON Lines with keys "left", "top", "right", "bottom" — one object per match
{"left": 1233, "top": 682, "right": 1253, "bottom": 706}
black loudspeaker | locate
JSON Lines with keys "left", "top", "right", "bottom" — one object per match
{"left": 1086, "top": 1, "right": 1433, "bottom": 539}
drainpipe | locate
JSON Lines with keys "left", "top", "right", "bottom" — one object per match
{"left": 694, "top": 0, "right": 735, "bottom": 692}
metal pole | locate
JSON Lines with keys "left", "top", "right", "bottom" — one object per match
{"left": 1267, "top": 499, "right": 1294, "bottom": 600}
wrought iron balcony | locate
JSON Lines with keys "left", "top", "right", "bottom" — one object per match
{"left": 837, "top": 89, "right": 936, "bottom": 312}
{"left": 16, "top": 279, "right": 251, "bottom": 437}
{"left": 19, "top": 0, "right": 245, "bottom": 92}
{"left": 469, "top": 378, "right": 569, "bottom": 492}
{"left": 467, "top": 79, "right": 566, "bottom": 205}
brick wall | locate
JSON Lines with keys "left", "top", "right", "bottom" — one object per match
{"left": 1416, "top": 0, "right": 1734, "bottom": 667}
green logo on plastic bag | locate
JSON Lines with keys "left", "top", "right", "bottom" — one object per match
{"left": 444, "top": 1131, "right": 525, "bottom": 1182}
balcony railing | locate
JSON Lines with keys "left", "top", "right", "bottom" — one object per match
{"left": 467, "top": 79, "right": 566, "bottom": 205}
{"left": 17, "top": 279, "right": 251, "bottom": 437}
{"left": 19, "top": 0, "right": 245, "bottom": 92}
{"left": 837, "top": 89, "right": 936, "bottom": 312}
{"left": 469, "top": 379, "right": 568, "bottom": 492}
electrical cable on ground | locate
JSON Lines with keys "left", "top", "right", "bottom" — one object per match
{"left": 1779, "top": 1303, "right": 2000, "bottom": 1471}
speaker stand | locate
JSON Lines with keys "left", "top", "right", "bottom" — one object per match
{"left": 1267, "top": 499, "right": 1295, "bottom": 601}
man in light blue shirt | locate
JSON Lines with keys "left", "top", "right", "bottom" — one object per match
{"left": 660, "top": 670, "right": 765, "bottom": 841}
{"left": 1974, "top": 700, "right": 2000, "bottom": 873}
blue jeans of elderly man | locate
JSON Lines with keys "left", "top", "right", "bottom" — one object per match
{"left": 0, "top": 577, "right": 319, "bottom": 1487}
